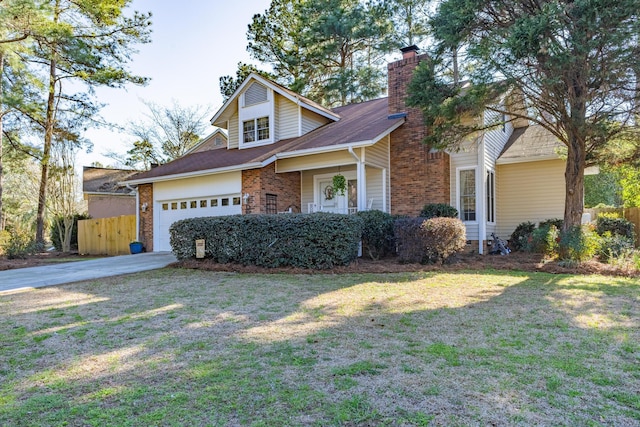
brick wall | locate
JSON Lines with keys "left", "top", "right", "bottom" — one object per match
{"left": 242, "top": 163, "right": 301, "bottom": 214}
{"left": 388, "top": 51, "right": 451, "bottom": 216}
{"left": 138, "top": 183, "right": 153, "bottom": 252}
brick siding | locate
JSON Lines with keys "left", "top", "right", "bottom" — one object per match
{"left": 388, "top": 52, "right": 451, "bottom": 216}
{"left": 242, "top": 163, "right": 301, "bottom": 214}
{"left": 138, "top": 183, "right": 153, "bottom": 252}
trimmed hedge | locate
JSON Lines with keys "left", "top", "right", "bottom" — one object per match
{"left": 394, "top": 217, "right": 466, "bottom": 264}
{"left": 356, "top": 210, "right": 395, "bottom": 260}
{"left": 419, "top": 203, "right": 458, "bottom": 219}
{"left": 169, "top": 213, "right": 363, "bottom": 269}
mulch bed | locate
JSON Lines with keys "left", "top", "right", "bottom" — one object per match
{"left": 2, "top": 250, "right": 637, "bottom": 278}
{"left": 175, "top": 251, "right": 640, "bottom": 278}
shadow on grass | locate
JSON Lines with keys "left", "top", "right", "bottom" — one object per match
{"left": 0, "top": 268, "right": 638, "bottom": 426}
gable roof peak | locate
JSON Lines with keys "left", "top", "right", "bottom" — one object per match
{"left": 210, "top": 73, "right": 340, "bottom": 128}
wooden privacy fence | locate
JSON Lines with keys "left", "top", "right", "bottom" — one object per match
{"left": 585, "top": 207, "right": 640, "bottom": 247}
{"left": 78, "top": 215, "right": 136, "bottom": 256}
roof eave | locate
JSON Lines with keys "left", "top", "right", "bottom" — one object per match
{"left": 275, "top": 118, "right": 404, "bottom": 159}
{"left": 120, "top": 161, "right": 267, "bottom": 186}
{"left": 496, "top": 154, "right": 562, "bottom": 165}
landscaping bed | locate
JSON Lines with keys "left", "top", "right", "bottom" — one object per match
{"left": 177, "top": 250, "right": 640, "bottom": 278}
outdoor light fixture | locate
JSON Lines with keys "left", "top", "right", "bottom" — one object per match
{"left": 141, "top": 202, "right": 148, "bottom": 212}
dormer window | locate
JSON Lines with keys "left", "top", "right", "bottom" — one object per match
{"left": 243, "top": 116, "right": 270, "bottom": 143}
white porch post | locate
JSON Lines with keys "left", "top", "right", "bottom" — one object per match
{"left": 348, "top": 146, "right": 367, "bottom": 212}
{"left": 382, "top": 168, "right": 387, "bottom": 212}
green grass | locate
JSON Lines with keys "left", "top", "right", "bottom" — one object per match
{"left": 0, "top": 268, "right": 638, "bottom": 426}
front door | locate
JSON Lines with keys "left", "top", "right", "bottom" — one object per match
{"left": 316, "top": 177, "right": 357, "bottom": 214}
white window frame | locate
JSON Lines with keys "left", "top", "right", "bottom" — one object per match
{"left": 486, "top": 168, "right": 496, "bottom": 224}
{"left": 457, "top": 167, "right": 478, "bottom": 223}
{"left": 242, "top": 116, "right": 270, "bottom": 144}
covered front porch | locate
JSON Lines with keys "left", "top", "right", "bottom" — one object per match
{"left": 275, "top": 136, "right": 391, "bottom": 215}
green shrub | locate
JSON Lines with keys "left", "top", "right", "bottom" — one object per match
{"left": 596, "top": 211, "right": 621, "bottom": 219}
{"left": 169, "top": 213, "right": 363, "bottom": 269}
{"left": 526, "top": 224, "right": 559, "bottom": 256}
{"left": 419, "top": 203, "right": 458, "bottom": 219}
{"left": 50, "top": 213, "right": 91, "bottom": 251}
{"left": 356, "top": 210, "right": 395, "bottom": 260}
{"left": 509, "top": 221, "right": 536, "bottom": 252}
{"left": 394, "top": 217, "right": 466, "bottom": 264}
{"left": 558, "top": 225, "right": 600, "bottom": 262}
{"left": 1, "top": 228, "right": 38, "bottom": 259}
{"left": 597, "top": 232, "right": 635, "bottom": 263}
{"left": 596, "top": 216, "right": 635, "bottom": 240}
{"left": 539, "top": 218, "right": 564, "bottom": 230}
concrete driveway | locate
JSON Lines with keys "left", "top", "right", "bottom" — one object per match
{"left": 0, "top": 252, "right": 177, "bottom": 293}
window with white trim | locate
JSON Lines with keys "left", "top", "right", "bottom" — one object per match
{"left": 459, "top": 169, "right": 476, "bottom": 222}
{"left": 486, "top": 169, "right": 495, "bottom": 223}
{"left": 243, "top": 116, "right": 269, "bottom": 143}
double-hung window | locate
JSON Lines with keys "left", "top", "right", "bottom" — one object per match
{"left": 459, "top": 169, "right": 476, "bottom": 222}
{"left": 243, "top": 117, "right": 269, "bottom": 143}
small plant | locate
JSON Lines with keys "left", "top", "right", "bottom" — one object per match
{"left": 559, "top": 225, "right": 600, "bottom": 262}
{"left": 510, "top": 221, "right": 536, "bottom": 252}
{"left": 419, "top": 203, "right": 458, "bottom": 219}
{"left": 596, "top": 215, "right": 635, "bottom": 240}
{"left": 597, "top": 232, "right": 635, "bottom": 264}
{"left": 2, "top": 228, "right": 38, "bottom": 259}
{"left": 538, "top": 218, "right": 564, "bottom": 230}
{"left": 332, "top": 174, "right": 347, "bottom": 196}
{"left": 526, "top": 224, "right": 559, "bottom": 256}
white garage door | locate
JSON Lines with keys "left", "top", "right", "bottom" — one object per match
{"left": 157, "top": 194, "right": 242, "bottom": 251}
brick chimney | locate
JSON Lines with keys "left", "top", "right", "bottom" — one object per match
{"left": 388, "top": 47, "right": 451, "bottom": 216}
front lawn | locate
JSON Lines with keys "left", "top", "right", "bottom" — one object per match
{"left": 0, "top": 269, "right": 638, "bottom": 426}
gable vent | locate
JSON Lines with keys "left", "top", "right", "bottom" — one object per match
{"left": 244, "top": 82, "right": 268, "bottom": 106}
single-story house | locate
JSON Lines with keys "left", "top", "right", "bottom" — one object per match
{"left": 122, "top": 46, "right": 569, "bottom": 254}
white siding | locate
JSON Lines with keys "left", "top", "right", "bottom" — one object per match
{"left": 496, "top": 159, "right": 565, "bottom": 238}
{"left": 154, "top": 172, "right": 241, "bottom": 201}
{"left": 228, "top": 111, "right": 239, "bottom": 149}
{"left": 278, "top": 95, "right": 299, "bottom": 140}
{"left": 482, "top": 118, "right": 512, "bottom": 238}
{"left": 365, "top": 136, "right": 389, "bottom": 169}
{"left": 450, "top": 142, "right": 480, "bottom": 241}
{"left": 365, "top": 166, "right": 387, "bottom": 212}
{"left": 277, "top": 151, "right": 355, "bottom": 173}
{"left": 301, "top": 109, "right": 330, "bottom": 134}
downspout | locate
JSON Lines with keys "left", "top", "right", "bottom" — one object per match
{"left": 126, "top": 184, "right": 139, "bottom": 241}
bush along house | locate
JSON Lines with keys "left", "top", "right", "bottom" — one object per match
{"left": 122, "top": 46, "right": 570, "bottom": 254}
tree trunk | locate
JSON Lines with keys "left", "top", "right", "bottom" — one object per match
{"left": 452, "top": 47, "right": 459, "bottom": 86}
{"left": 36, "top": 55, "right": 57, "bottom": 246}
{"left": 563, "top": 130, "right": 586, "bottom": 232}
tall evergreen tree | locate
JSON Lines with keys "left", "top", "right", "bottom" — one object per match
{"left": 234, "top": 0, "right": 394, "bottom": 106}
{"left": 408, "top": 0, "right": 640, "bottom": 231}
{"left": 25, "top": 0, "right": 151, "bottom": 245}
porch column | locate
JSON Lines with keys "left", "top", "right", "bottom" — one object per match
{"left": 382, "top": 168, "right": 387, "bottom": 212}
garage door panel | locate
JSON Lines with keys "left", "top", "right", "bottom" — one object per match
{"left": 157, "top": 194, "right": 241, "bottom": 251}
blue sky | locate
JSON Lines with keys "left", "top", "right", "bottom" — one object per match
{"left": 81, "top": 0, "right": 272, "bottom": 167}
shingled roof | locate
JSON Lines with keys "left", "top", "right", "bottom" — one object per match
{"left": 123, "top": 97, "right": 404, "bottom": 185}
{"left": 497, "top": 125, "right": 564, "bottom": 164}
{"left": 83, "top": 167, "right": 138, "bottom": 194}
